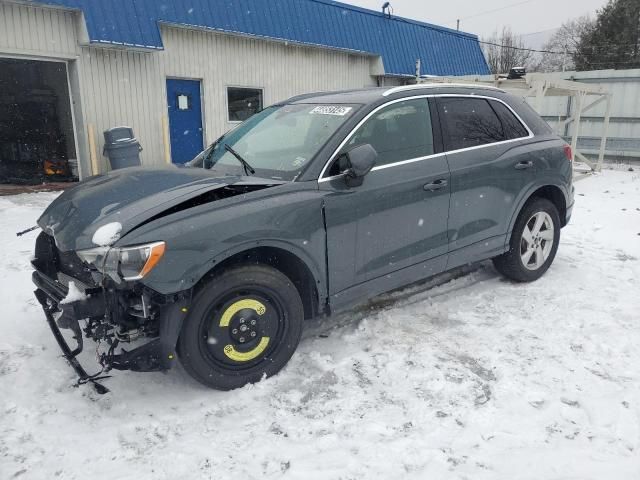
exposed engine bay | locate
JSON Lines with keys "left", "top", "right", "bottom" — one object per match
{"left": 32, "top": 228, "right": 190, "bottom": 393}
{"left": 30, "top": 170, "right": 285, "bottom": 392}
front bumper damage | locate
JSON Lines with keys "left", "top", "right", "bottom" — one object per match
{"left": 32, "top": 264, "right": 189, "bottom": 394}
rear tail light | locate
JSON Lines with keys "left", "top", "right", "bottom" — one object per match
{"left": 563, "top": 144, "right": 573, "bottom": 162}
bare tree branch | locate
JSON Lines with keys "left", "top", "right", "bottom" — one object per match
{"left": 482, "top": 27, "right": 534, "bottom": 75}
{"left": 532, "top": 16, "right": 594, "bottom": 72}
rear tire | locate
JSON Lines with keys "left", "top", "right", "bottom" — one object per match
{"left": 493, "top": 197, "right": 561, "bottom": 283}
{"left": 178, "top": 265, "right": 304, "bottom": 390}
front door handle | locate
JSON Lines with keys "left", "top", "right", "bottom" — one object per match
{"left": 424, "top": 179, "right": 448, "bottom": 192}
{"left": 515, "top": 161, "right": 534, "bottom": 170}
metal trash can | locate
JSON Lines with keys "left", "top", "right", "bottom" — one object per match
{"left": 103, "top": 127, "right": 143, "bottom": 170}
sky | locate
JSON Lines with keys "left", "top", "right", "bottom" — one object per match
{"left": 345, "top": 0, "right": 609, "bottom": 47}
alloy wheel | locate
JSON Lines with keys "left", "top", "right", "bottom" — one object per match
{"left": 520, "top": 211, "right": 555, "bottom": 271}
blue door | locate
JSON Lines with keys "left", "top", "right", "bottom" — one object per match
{"left": 166, "top": 79, "right": 204, "bottom": 164}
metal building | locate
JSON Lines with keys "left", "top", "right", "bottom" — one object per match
{"left": 0, "top": 0, "right": 489, "bottom": 184}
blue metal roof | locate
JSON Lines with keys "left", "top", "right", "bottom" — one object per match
{"left": 29, "top": 0, "right": 490, "bottom": 76}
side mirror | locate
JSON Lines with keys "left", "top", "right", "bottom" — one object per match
{"left": 342, "top": 144, "right": 377, "bottom": 187}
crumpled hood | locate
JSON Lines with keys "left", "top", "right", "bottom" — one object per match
{"left": 38, "top": 166, "right": 283, "bottom": 251}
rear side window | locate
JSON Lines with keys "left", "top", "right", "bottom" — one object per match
{"left": 437, "top": 98, "right": 505, "bottom": 151}
{"left": 341, "top": 98, "right": 434, "bottom": 168}
{"left": 489, "top": 100, "right": 530, "bottom": 139}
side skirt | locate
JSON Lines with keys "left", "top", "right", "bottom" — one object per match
{"left": 327, "top": 234, "right": 508, "bottom": 315}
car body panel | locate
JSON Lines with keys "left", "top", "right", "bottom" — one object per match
{"left": 321, "top": 155, "right": 451, "bottom": 293}
{"left": 505, "top": 136, "right": 574, "bottom": 242}
{"left": 119, "top": 181, "right": 327, "bottom": 297}
{"left": 38, "top": 167, "right": 285, "bottom": 252}
{"left": 330, "top": 252, "right": 448, "bottom": 313}
{"left": 32, "top": 85, "right": 575, "bottom": 383}
{"left": 446, "top": 141, "right": 538, "bottom": 251}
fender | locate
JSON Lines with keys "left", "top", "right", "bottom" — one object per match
{"left": 505, "top": 180, "right": 570, "bottom": 246}
{"left": 156, "top": 240, "right": 326, "bottom": 357}
{"left": 196, "top": 239, "right": 328, "bottom": 303}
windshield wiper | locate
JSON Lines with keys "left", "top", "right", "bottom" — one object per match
{"left": 198, "top": 134, "right": 226, "bottom": 169}
{"left": 224, "top": 144, "right": 255, "bottom": 176}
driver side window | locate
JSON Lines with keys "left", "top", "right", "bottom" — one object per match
{"left": 327, "top": 98, "right": 434, "bottom": 176}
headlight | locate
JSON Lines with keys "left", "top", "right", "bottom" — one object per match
{"left": 77, "top": 241, "right": 166, "bottom": 282}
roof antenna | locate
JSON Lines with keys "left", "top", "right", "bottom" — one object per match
{"left": 382, "top": 2, "right": 392, "bottom": 18}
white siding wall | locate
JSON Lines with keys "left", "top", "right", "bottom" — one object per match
{"left": 77, "top": 48, "right": 165, "bottom": 172}
{"left": 0, "top": 2, "right": 378, "bottom": 176}
{"left": 0, "top": 2, "right": 78, "bottom": 58}
{"left": 160, "top": 25, "right": 377, "bottom": 148}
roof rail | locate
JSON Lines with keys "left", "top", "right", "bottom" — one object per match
{"left": 382, "top": 83, "right": 505, "bottom": 97}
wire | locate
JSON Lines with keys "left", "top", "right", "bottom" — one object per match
{"left": 516, "top": 27, "right": 561, "bottom": 38}
{"left": 479, "top": 40, "right": 640, "bottom": 60}
{"left": 478, "top": 39, "right": 567, "bottom": 55}
{"left": 480, "top": 39, "right": 640, "bottom": 57}
{"left": 448, "top": 31, "right": 638, "bottom": 57}
{"left": 391, "top": 6, "right": 639, "bottom": 58}
{"left": 444, "top": 0, "right": 538, "bottom": 24}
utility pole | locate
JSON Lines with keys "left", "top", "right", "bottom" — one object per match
{"left": 457, "top": 19, "right": 460, "bottom": 31}
{"left": 415, "top": 58, "right": 421, "bottom": 81}
{"left": 562, "top": 45, "right": 568, "bottom": 72}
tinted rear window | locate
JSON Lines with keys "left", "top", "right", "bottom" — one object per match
{"left": 489, "top": 100, "right": 529, "bottom": 140}
{"left": 437, "top": 98, "right": 505, "bottom": 151}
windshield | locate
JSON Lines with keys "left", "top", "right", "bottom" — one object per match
{"left": 186, "top": 104, "right": 358, "bottom": 180}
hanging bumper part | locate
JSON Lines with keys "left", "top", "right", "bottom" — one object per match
{"left": 32, "top": 269, "right": 187, "bottom": 394}
{"left": 33, "top": 285, "right": 110, "bottom": 394}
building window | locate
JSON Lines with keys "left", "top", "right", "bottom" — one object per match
{"left": 227, "top": 87, "right": 263, "bottom": 122}
{"left": 177, "top": 94, "right": 191, "bottom": 111}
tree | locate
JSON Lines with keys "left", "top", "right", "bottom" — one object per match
{"left": 534, "top": 16, "right": 594, "bottom": 72}
{"left": 482, "top": 27, "right": 534, "bottom": 75}
{"left": 574, "top": 0, "right": 640, "bottom": 71}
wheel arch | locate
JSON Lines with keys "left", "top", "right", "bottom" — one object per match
{"left": 507, "top": 184, "right": 568, "bottom": 242}
{"left": 194, "top": 245, "right": 325, "bottom": 321}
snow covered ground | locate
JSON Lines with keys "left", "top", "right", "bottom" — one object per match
{"left": 1, "top": 170, "right": 639, "bottom": 480}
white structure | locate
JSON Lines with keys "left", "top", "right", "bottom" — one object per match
{"left": 534, "top": 69, "right": 640, "bottom": 164}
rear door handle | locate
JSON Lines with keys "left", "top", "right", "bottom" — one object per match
{"left": 423, "top": 179, "right": 448, "bottom": 192}
{"left": 515, "top": 161, "right": 534, "bottom": 170}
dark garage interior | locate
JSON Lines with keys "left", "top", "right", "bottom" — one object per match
{"left": 0, "top": 58, "right": 78, "bottom": 185}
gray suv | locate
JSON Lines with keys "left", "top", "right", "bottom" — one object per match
{"left": 32, "top": 84, "right": 574, "bottom": 392}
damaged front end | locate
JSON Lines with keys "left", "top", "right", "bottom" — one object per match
{"left": 30, "top": 167, "right": 287, "bottom": 393}
{"left": 32, "top": 231, "right": 189, "bottom": 394}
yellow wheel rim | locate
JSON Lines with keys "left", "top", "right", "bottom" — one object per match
{"left": 218, "top": 299, "right": 270, "bottom": 363}
{"left": 219, "top": 299, "right": 266, "bottom": 327}
{"left": 223, "top": 337, "right": 270, "bottom": 362}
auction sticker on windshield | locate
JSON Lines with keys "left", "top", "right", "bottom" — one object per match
{"left": 310, "top": 106, "right": 353, "bottom": 116}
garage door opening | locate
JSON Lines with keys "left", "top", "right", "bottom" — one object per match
{"left": 0, "top": 58, "right": 78, "bottom": 185}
